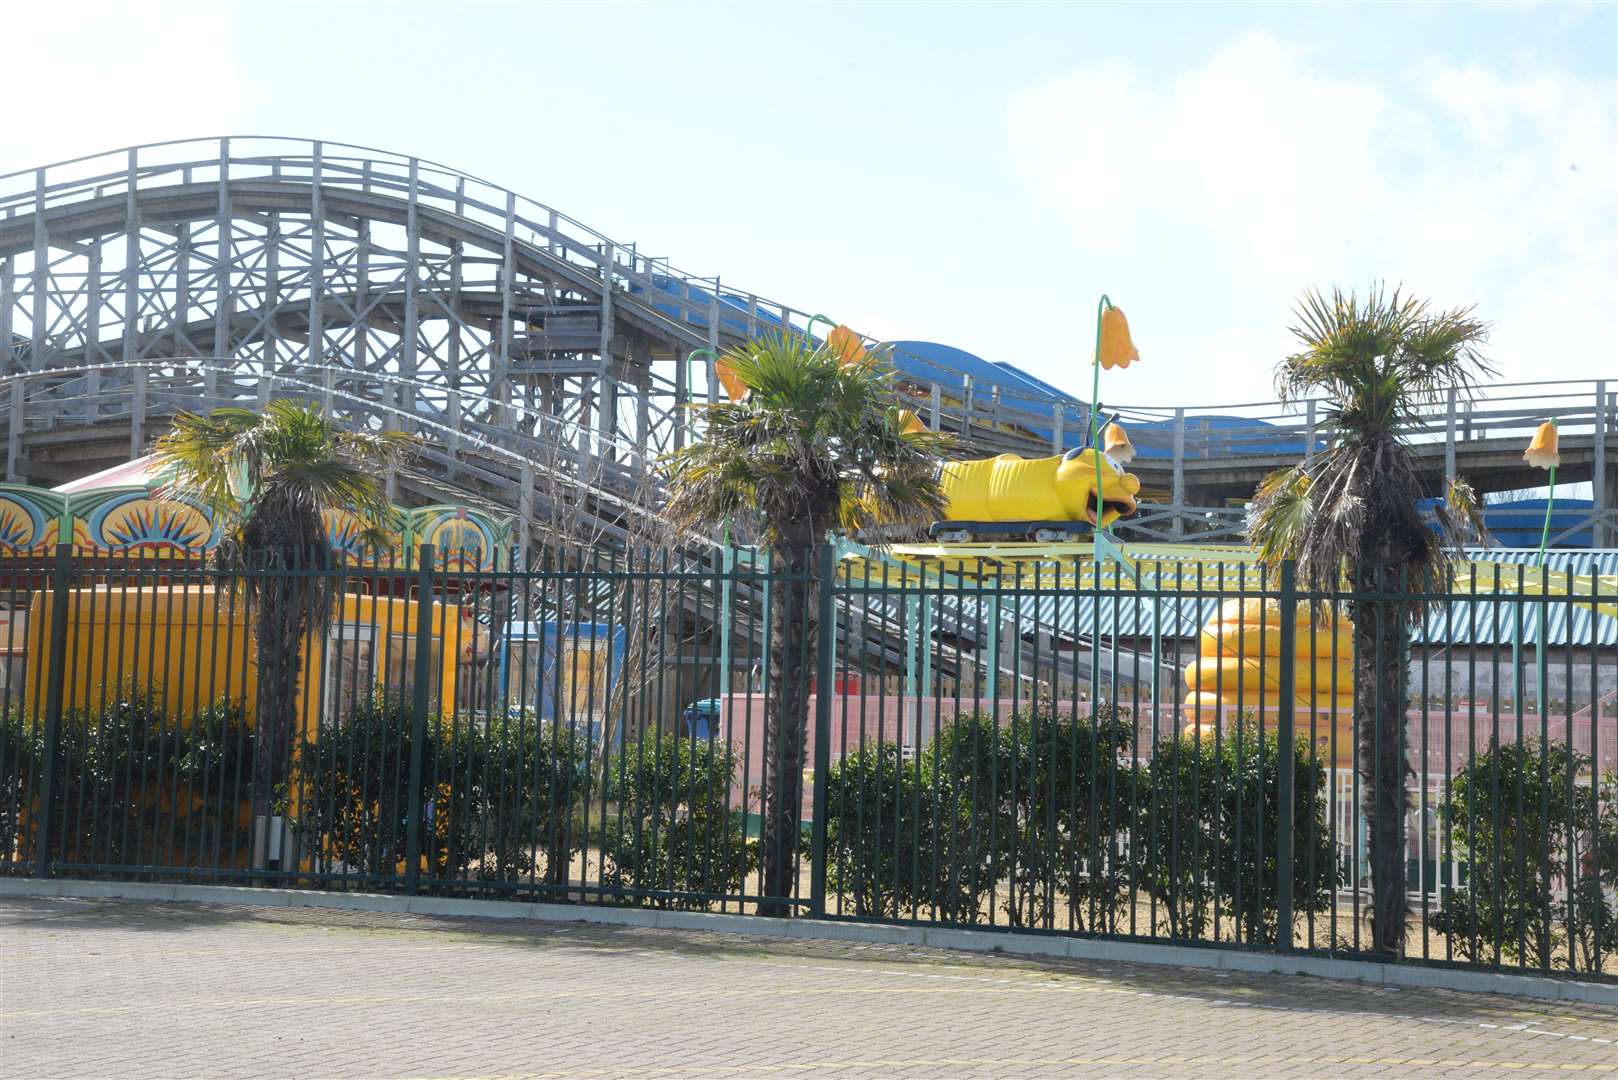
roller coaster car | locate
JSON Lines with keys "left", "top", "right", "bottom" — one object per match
{"left": 929, "top": 448, "right": 1141, "bottom": 544}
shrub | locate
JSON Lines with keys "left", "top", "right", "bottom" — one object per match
{"left": 0, "top": 708, "right": 23, "bottom": 866}
{"left": 1430, "top": 740, "right": 1617, "bottom": 970}
{"left": 824, "top": 702, "right": 1139, "bottom": 930}
{"left": 824, "top": 739, "right": 987, "bottom": 922}
{"left": 935, "top": 703, "right": 1140, "bottom": 931}
{"left": 159, "top": 699, "right": 261, "bottom": 864}
{"left": 600, "top": 731, "right": 756, "bottom": 909}
{"left": 474, "top": 713, "right": 591, "bottom": 884}
{"left": 1137, "top": 722, "right": 1339, "bottom": 945}
{"left": 1580, "top": 771, "right": 1618, "bottom": 971}
{"left": 0, "top": 691, "right": 257, "bottom": 872}
{"left": 161, "top": 697, "right": 597, "bottom": 888}
{"left": 295, "top": 696, "right": 481, "bottom": 881}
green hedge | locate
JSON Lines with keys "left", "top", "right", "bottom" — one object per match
{"left": 1431, "top": 739, "right": 1618, "bottom": 969}
{"left": 295, "top": 698, "right": 591, "bottom": 885}
{"left": 599, "top": 731, "right": 756, "bottom": 909}
{"left": 824, "top": 738, "right": 987, "bottom": 922}
{"left": 826, "top": 705, "right": 1338, "bottom": 941}
{"left": 1, "top": 691, "right": 258, "bottom": 871}
{"left": 1137, "top": 724, "right": 1340, "bottom": 945}
{"left": 826, "top": 703, "right": 1139, "bottom": 930}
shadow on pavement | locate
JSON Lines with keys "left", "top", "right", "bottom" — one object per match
{"left": 2, "top": 893, "right": 1612, "bottom": 1030}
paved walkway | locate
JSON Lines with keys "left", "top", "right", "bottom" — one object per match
{"left": 2, "top": 897, "right": 1616, "bottom": 1079}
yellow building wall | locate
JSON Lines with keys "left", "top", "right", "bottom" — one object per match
{"left": 23, "top": 586, "right": 462, "bottom": 728}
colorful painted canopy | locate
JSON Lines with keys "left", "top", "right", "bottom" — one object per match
{"left": 0, "top": 455, "right": 513, "bottom": 571}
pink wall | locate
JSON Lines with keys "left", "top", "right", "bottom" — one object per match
{"left": 688, "top": 692, "right": 1618, "bottom": 819}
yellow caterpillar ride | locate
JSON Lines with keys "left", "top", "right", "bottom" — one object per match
{"left": 930, "top": 443, "right": 1142, "bottom": 543}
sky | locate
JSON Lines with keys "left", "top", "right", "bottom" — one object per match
{"left": 4, "top": 0, "right": 1615, "bottom": 409}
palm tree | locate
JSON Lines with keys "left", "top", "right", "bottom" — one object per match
{"left": 663, "top": 333, "right": 950, "bottom": 914}
{"left": 155, "top": 401, "right": 415, "bottom": 847}
{"left": 1248, "top": 285, "right": 1491, "bottom": 955}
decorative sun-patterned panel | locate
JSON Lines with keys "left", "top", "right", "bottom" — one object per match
{"left": 0, "top": 479, "right": 513, "bottom": 568}
{"left": 75, "top": 488, "right": 218, "bottom": 555}
{"left": 408, "top": 506, "right": 512, "bottom": 573}
{"left": 0, "top": 486, "right": 61, "bottom": 553}
{"left": 323, "top": 508, "right": 405, "bottom": 567}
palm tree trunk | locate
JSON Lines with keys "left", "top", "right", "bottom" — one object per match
{"left": 759, "top": 540, "right": 819, "bottom": 916}
{"left": 251, "top": 574, "right": 307, "bottom": 869}
{"left": 1353, "top": 561, "right": 1410, "bottom": 955}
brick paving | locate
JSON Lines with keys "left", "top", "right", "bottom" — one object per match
{"left": 2, "top": 896, "right": 1616, "bottom": 1079}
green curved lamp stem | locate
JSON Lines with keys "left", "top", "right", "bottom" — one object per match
{"left": 1089, "top": 295, "right": 1113, "bottom": 710}
{"left": 1091, "top": 295, "right": 1113, "bottom": 541}
{"left": 805, "top": 313, "right": 837, "bottom": 344}
{"left": 1534, "top": 426, "right": 1557, "bottom": 715}
{"left": 1536, "top": 462, "right": 1557, "bottom": 569}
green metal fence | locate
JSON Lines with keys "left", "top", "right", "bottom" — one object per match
{"left": 0, "top": 543, "right": 1613, "bottom": 980}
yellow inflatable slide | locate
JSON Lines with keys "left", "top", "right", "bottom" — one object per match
{"left": 1182, "top": 598, "right": 1357, "bottom": 762}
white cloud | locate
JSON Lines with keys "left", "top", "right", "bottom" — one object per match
{"left": 0, "top": 1, "right": 245, "bottom": 175}
{"left": 825, "top": 310, "right": 921, "bottom": 349}
{"left": 1006, "top": 32, "right": 1617, "bottom": 399}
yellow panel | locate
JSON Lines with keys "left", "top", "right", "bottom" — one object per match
{"left": 22, "top": 586, "right": 463, "bottom": 728}
{"left": 1184, "top": 655, "right": 1353, "bottom": 695}
{"left": 986, "top": 455, "right": 1067, "bottom": 521}
{"left": 1182, "top": 689, "right": 1353, "bottom": 715}
{"left": 24, "top": 586, "right": 257, "bottom": 724}
{"left": 1199, "top": 623, "right": 1354, "bottom": 660}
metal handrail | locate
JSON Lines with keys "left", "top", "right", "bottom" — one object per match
{"left": 3, "top": 136, "right": 1613, "bottom": 435}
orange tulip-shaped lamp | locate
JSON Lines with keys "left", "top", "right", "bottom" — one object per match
{"left": 827, "top": 324, "right": 868, "bottom": 367}
{"left": 1524, "top": 420, "right": 1560, "bottom": 471}
{"left": 1086, "top": 295, "right": 1140, "bottom": 725}
{"left": 1102, "top": 421, "right": 1137, "bottom": 465}
{"left": 714, "top": 357, "right": 748, "bottom": 402}
{"left": 1096, "top": 306, "right": 1140, "bottom": 371}
{"left": 1524, "top": 420, "right": 1560, "bottom": 563}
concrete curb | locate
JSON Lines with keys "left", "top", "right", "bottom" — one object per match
{"left": 4, "top": 877, "right": 1613, "bottom": 1005}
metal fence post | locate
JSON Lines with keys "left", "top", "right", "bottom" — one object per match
{"left": 809, "top": 542, "right": 836, "bottom": 917}
{"left": 1170, "top": 408, "right": 1186, "bottom": 539}
{"left": 1276, "top": 559, "right": 1298, "bottom": 943}
{"left": 403, "top": 544, "right": 436, "bottom": 895}
{"left": 32, "top": 543, "right": 74, "bottom": 879}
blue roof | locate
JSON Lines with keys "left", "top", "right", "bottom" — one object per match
{"left": 886, "top": 340, "right": 1076, "bottom": 400}
{"left": 883, "top": 341, "right": 1086, "bottom": 446}
{"left": 992, "top": 362, "right": 1073, "bottom": 400}
{"left": 1417, "top": 498, "right": 1596, "bottom": 549}
{"left": 632, "top": 275, "right": 795, "bottom": 339}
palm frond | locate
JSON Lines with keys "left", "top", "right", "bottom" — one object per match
{"left": 1433, "top": 474, "right": 1489, "bottom": 553}
{"left": 663, "top": 333, "right": 951, "bottom": 550}
{"left": 1254, "top": 284, "right": 1492, "bottom": 589}
{"left": 152, "top": 400, "right": 418, "bottom": 563}
{"left": 1246, "top": 466, "right": 1312, "bottom": 568}
{"left": 1278, "top": 284, "right": 1495, "bottom": 433}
